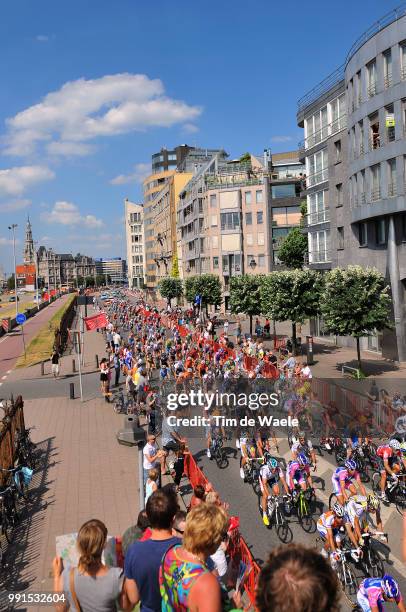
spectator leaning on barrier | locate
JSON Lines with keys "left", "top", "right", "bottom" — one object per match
{"left": 53, "top": 519, "right": 132, "bottom": 612}
{"left": 160, "top": 503, "right": 238, "bottom": 612}
{"left": 256, "top": 544, "right": 340, "bottom": 612}
{"left": 124, "top": 489, "right": 180, "bottom": 612}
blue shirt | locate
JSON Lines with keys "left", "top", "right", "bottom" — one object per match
{"left": 124, "top": 536, "right": 181, "bottom": 612}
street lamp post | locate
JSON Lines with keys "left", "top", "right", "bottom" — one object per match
{"left": 33, "top": 241, "right": 39, "bottom": 310}
{"left": 8, "top": 224, "right": 18, "bottom": 320}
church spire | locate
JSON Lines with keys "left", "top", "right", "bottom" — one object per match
{"left": 24, "top": 216, "right": 35, "bottom": 265}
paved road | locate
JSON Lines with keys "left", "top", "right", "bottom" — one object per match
{"left": 0, "top": 294, "right": 71, "bottom": 379}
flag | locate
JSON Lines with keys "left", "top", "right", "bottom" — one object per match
{"left": 84, "top": 312, "right": 108, "bottom": 331}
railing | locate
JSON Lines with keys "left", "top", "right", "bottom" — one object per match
{"left": 385, "top": 127, "right": 396, "bottom": 143}
{"left": 345, "top": 4, "right": 406, "bottom": 66}
{"left": 304, "top": 115, "right": 347, "bottom": 149}
{"left": 384, "top": 72, "right": 393, "bottom": 89}
{"left": 367, "top": 82, "right": 377, "bottom": 98}
{"left": 307, "top": 166, "right": 328, "bottom": 187}
{"left": 388, "top": 182, "right": 397, "bottom": 197}
{"left": 304, "top": 208, "right": 330, "bottom": 226}
{"left": 297, "top": 64, "right": 345, "bottom": 114}
{"left": 371, "top": 187, "right": 381, "bottom": 201}
{"left": 369, "top": 135, "right": 381, "bottom": 150}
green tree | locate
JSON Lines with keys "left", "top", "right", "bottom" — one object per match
{"left": 7, "top": 274, "right": 16, "bottom": 291}
{"left": 158, "top": 277, "right": 183, "bottom": 307}
{"left": 229, "top": 274, "right": 264, "bottom": 335}
{"left": 96, "top": 274, "right": 111, "bottom": 287}
{"left": 171, "top": 253, "right": 180, "bottom": 278}
{"left": 184, "top": 277, "right": 197, "bottom": 304}
{"left": 239, "top": 152, "right": 251, "bottom": 164}
{"left": 261, "top": 269, "right": 323, "bottom": 352}
{"left": 277, "top": 227, "right": 308, "bottom": 269}
{"left": 193, "top": 274, "right": 222, "bottom": 314}
{"left": 320, "top": 266, "right": 391, "bottom": 371}
{"left": 85, "top": 276, "right": 95, "bottom": 287}
{"left": 76, "top": 275, "right": 85, "bottom": 287}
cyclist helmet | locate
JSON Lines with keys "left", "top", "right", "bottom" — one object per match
{"left": 298, "top": 430, "right": 306, "bottom": 439}
{"left": 297, "top": 453, "right": 309, "bottom": 467}
{"left": 345, "top": 458, "right": 357, "bottom": 471}
{"left": 267, "top": 457, "right": 278, "bottom": 470}
{"left": 333, "top": 502, "right": 344, "bottom": 517}
{"left": 382, "top": 575, "right": 399, "bottom": 599}
{"left": 389, "top": 439, "right": 401, "bottom": 451}
{"left": 367, "top": 493, "right": 380, "bottom": 511}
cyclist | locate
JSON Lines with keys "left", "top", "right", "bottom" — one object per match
{"left": 260, "top": 456, "right": 290, "bottom": 526}
{"left": 376, "top": 439, "right": 406, "bottom": 502}
{"left": 205, "top": 410, "right": 225, "bottom": 459}
{"left": 317, "top": 502, "right": 359, "bottom": 559}
{"left": 332, "top": 459, "right": 366, "bottom": 505}
{"left": 286, "top": 453, "right": 311, "bottom": 493}
{"left": 239, "top": 430, "right": 257, "bottom": 479}
{"left": 357, "top": 575, "right": 405, "bottom": 612}
{"left": 345, "top": 493, "right": 384, "bottom": 543}
{"left": 291, "top": 430, "right": 317, "bottom": 485}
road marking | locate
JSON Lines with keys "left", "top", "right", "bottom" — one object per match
{"left": 1, "top": 375, "right": 7, "bottom": 380}
{"left": 6, "top": 370, "right": 11, "bottom": 374}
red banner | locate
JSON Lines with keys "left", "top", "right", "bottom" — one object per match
{"left": 84, "top": 312, "right": 108, "bottom": 331}
{"left": 43, "top": 292, "right": 49, "bottom": 301}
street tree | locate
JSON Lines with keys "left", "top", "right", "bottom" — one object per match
{"left": 184, "top": 277, "right": 197, "bottom": 304}
{"left": 158, "top": 277, "right": 183, "bottom": 307}
{"left": 7, "top": 274, "right": 15, "bottom": 291}
{"left": 85, "top": 276, "right": 95, "bottom": 287}
{"left": 193, "top": 274, "right": 222, "bottom": 314}
{"left": 320, "top": 266, "right": 391, "bottom": 371}
{"left": 277, "top": 227, "right": 308, "bottom": 269}
{"left": 229, "top": 274, "right": 264, "bottom": 335}
{"left": 261, "top": 269, "right": 323, "bottom": 351}
{"left": 171, "top": 253, "right": 180, "bottom": 278}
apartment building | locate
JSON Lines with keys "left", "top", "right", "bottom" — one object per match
{"left": 124, "top": 199, "right": 145, "bottom": 289}
{"left": 143, "top": 146, "right": 222, "bottom": 289}
{"left": 95, "top": 258, "right": 127, "bottom": 284}
{"left": 297, "top": 6, "right": 406, "bottom": 361}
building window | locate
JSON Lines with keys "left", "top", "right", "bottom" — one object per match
{"left": 213, "top": 256, "right": 219, "bottom": 269}
{"left": 335, "top": 183, "right": 343, "bottom": 207}
{"left": 271, "top": 184, "right": 296, "bottom": 199}
{"left": 401, "top": 42, "right": 406, "bottom": 79}
{"left": 246, "top": 234, "right": 253, "bottom": 246}
{"left": 334, "top": 140, "right": 342, "bottom": 163}
{"left": 245, "top": 212, "right": 252, "bottom": 225}
{"left": 257, "top": 211, "right": 263, "bottom": 224}
{"left": 167, "top": 153, "right": 177, "bottom": 161}
{"left": 309, "top": 230, "right": 330, "bottom": 263}
{"left": 247, "top": 254, "right": 254, "bottom": 267}
{"left": 210, "top": 194, "right": 217, "bottom": 207}
{"left": 211, "top": 215, "right": 218, "bottom": 227}
{"left": 367, "top": 60, "right": 377, "bottom": 97}
{"left": 307, "top": 149, "right": 328, "bottom": 186}
{"left": 257, "top": 233, "right": 265, "bottom": 246}
{"left": 355, "top": 70, "right": 362, "bottom": 106}
{"left": 245, "top": 191, "right": 252, "bottom": 205}
{"left": 337, "top": 227, "right": 344, "bottom": 250}
{"left": 308, "top": 191, "right": 328, "bottom": 224}
{"left": 258, "top": 254, "right": 265, "bottom": 267}
{"left": 272, "top": 206, "right": 301, "bottom": 226}
{"left": 376, "top": 219, "right": 387, "bottom": 245}
{"left": 370, "top": 164, "right": 381, "bottom": 201}
{"left": 383, "top": 49, "right": 393, "bottom": 88}
{"left": 256, "top": 190, "right": 263, "bottom": 204}
{"left": 359, "top": 222, "right": 368, "bottom": 246}
{"left": 212, "top": 236, "right": 219, "bottom": 248}
{"left": 369, "top": 113, "right": 380, "bottom": 149}
{"left": 220, "top": 212, "right": 240, "bottom": 231}
{"left": 385, "top": 104, "right": 395, "bottom": 143}
{"left": 388, "top": 158, "right": 397, "bottom": 197}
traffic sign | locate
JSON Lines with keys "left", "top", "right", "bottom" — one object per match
{"left": 16, "top": 313, "right": 26, "bottom": 325}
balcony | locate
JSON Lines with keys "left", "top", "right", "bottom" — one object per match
{"left": 308, "top": 250, "right": 332, "bottom": 264}
{"left": 303, "top": 208, "right": 330, "bottom": 226}
{"left": 371, "top": 187, "right": 381, "bottom": 202}
{"left": 307, "top": 167, "right": 328, "bottom": 188}
{"left": 304, "top": 115, "right": 347, "bottom": 150}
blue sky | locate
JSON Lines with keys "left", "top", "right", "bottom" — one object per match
{"left": 0, "top": 0, "right": 395, "bottom": 272}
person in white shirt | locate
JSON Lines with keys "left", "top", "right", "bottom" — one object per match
{"left": 113, "top": 332, "right": 121, "bottom": 348}
{"left": 142, "top": 434, "right": 163, "bottom": 488}
{"left": 301, "top": 364, "right": 312, "bottom": 379}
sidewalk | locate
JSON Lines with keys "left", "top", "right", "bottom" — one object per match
{"left": 0, "top": 395, "right": 140, "bottom": 611}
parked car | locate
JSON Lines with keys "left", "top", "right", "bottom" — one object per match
{"left": 8, "top": 296, "right": 19, "bottom": 302}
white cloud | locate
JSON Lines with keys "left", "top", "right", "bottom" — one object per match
{"left": 0, "top": 237, "right": 20, "bottom": 246}
{"left": 0, "top": 165, "right": 54, "bottom": 196}
{"left": 46, "top": 141, "right": 96, "bottom": 157}
{"left": 4, "top": 73, "right": 202, "bottom": 157}
{"left": 0, "top": 198, "right": 31, "bottom": 212}
{"left": 270, "top": 135, "right": 293, "bottom": 143}
{"left": 42, "top": 201, "right": 104, "bottom": 228}
{"left": 110, "top": 162, "right": 150, "bottom": 185}
{"left": 36, "top": 35, "right": 49, "bottom": 42}
{"left": 182, "top": 123, "right": 199, "bottom": 134}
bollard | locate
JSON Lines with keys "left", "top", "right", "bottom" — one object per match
{"left": 41, "top": 361, "right": 45, "bottom": 376}
{"left": 72, "top": 359, "right": 76, "bottom": 373}
{"left": 95, "top": 354, "right": 99, "bottom": 368}
{"left": 69, "top": 383, "right": 75, "bottom": 399}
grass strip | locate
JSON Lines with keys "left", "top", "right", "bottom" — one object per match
{"left": 16, "top": 294, "right": 76, "bottom": 368}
